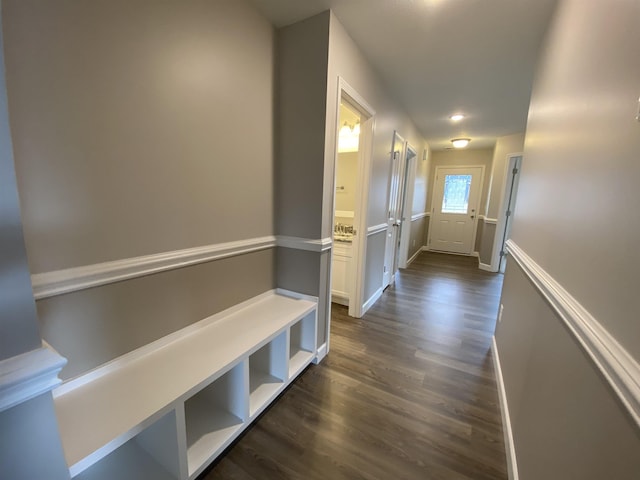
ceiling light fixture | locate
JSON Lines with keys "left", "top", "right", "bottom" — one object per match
{"left": 450, "top": 113, "right": 465, "bottom": 121}
{"left": 451, "top": 138, "right": 471, "bottom": 148}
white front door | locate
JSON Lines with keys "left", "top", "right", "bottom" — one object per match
{"left": 429, "top": 167, "right": 483, "bottom": 255}
{"left": 383, "top": 132, "right": 406, "bottom": 288}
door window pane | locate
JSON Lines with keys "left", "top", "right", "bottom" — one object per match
{"left": 442, "top": 174, "right": 472, "bottom": 214}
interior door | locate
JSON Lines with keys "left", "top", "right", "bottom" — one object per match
{"left": 383, "top": 132, "right": 405, "bottom": 288}
{"left": 429, "top": 167, "right": 483, "bottom": 255}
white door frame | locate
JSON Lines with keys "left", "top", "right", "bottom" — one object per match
{"left": 331, "top": 77, "right": 376, "bottom": 318}
{"left": 428, "top": 164, "right": 485, "bottom": 255}
{"left": 490, "top": 153, "right": 523, "bottom": 272}
{"left": 398, "top": 144, "right": 417, "bottom": 269}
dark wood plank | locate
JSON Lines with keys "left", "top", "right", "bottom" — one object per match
{"left": 201, "top": 251, "right": 507, "bottom": 480}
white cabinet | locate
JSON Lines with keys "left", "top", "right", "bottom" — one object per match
{"left": 332, "top": 242, "right": 352, "bottom": 305}
{"left": 53, "top": 290, "right": 317, "bottom": 480}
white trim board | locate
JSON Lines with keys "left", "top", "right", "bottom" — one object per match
{"left": 506, "top": 239, "right": 640, "bottom": 427}
{"left": 367, "top": 223, "right": 387, "bottom": 236}
{"left": 406, "top": 248, "right": 422, "bottom": 267}
{"left": 313, "top": 343, "right": 328, "bottom": 365}
{"left": 492, "top": 337, "right": 519, "bottom": 480}
{"left": 0, "top": 343, "right": 67, "bottom": 413}
{"left": 31, "top": 236, "right": 333, "bottom": 300}
{"left": 411, "top": 212, "right": 430, "bottom": 221}
{"left": 478, "top": 262, "right": 495, "bottom": 272}
{"left": 277, "top": 236, "right": 332, "bottom": 252}
{"left": 361, "top": 286, "right": 383, "bottom": 315}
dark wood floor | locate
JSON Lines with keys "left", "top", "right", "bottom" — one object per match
{"left": 202, "top": 251, "right": 507, "bottom": 480}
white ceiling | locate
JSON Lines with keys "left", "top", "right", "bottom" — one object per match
{"left": 249, "top": 0, "right": 558, "bottom": 150}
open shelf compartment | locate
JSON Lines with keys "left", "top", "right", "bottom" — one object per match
{"left": 184, "top": 362, "right": 247, "bottom": 477}
{"left": 288, "top": 311, "right": 316, "bottom": 378}
{"left": 249, "top": 332, "right": 287, "bottom": 417}
{"left": 74, "top": 411, "right": 181, "bottom": 480}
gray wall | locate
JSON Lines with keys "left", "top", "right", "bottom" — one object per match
{"left": 0, "top": 4, "right": 70, "bottom": 476}
{"left": 408, "top": 216, "right": 428, "bottom": 261}
{"left": 507, "top": 0, "right": 640, "bottom": 361}
{"left": 4, "top": 0, "right": 276, "bottom": 273}
{"left": 0, "top": 8, "right": 40, "bottom": 360}
{"left": 496, "top": 0, "right": 640, "bottom": 477}
{"left": 0, "top": 394, "right": 70, "bottom": 480}
{"left": 497, "top": 262, "right": 640, "bottom": 479}
{"left": 276, "top": 11, "right": 330, "bottom": 239}
{"left": 478, "top": 220, "right": 496, "bottom": 265}
{"left": 3, "top": 0, "right": 279, "bottom": 377}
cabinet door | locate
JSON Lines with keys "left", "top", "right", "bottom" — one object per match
{"left": 331, "top": 255, "right": 349, "bottom": 301}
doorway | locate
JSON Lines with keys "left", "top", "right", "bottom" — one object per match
{"left": 428, "top": 166, "right": 484, "bottom": 255}
{"left": 497, "top": 154, "right": 522, "bottom": 273}
{"left": 330, "top": 78, "right": 375, "bottom": 318}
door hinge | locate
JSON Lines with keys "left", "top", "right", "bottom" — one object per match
{"left": 506, "top": 210, "right": 511, "bottom": 217}
{"left": 513, "top": 167, "right": 519, "bottom": 174}
{"left": 383, "top": 266, "right": 387, "bottom": 273}
{"left": 500, "top": 250, "right": 505, "bottom": 257}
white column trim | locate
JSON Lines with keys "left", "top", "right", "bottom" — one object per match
{"left": 31, "top": 235, "right": 335, "bottom": 300}
{"left": 367, "top": 223, "right": 387, "bottom": 236}
{"left": 506, "top": 239, "right": 640, "bottom": 427}
{"left": 276, "top": 236, "right": 332, "bottom": 252}
{"left": 411, "top": 212, "right": 431, "bottom": 221}
{"left": 0, "top": 343, "right": 67, "bottom": 413}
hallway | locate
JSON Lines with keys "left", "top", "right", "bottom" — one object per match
{"left": 203, "top": 252, "right": 507, "bottom": 479}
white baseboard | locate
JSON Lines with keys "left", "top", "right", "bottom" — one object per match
{"left": 361, "top": 286, "right": 383, "bottom": 315}
{"left": 479, "top": 262, "right": 496, "bottom": 272}
{"left": 492, "top": 337, "right": 519, "bottom": 480}
{"left": 313, "top": 343, "right": 328, "bottom": 364}
{"left": 406, "top": 248, "right": 422, "bottom": 266}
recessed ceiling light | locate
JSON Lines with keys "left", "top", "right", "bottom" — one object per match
{"left": 450, "top": 113, "right": 465, "bottom": 122}
{"left": 451, "top": 138, "right": 471, "bottom": 148}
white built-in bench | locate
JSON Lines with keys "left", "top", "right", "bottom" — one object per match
{"left": 52, "top": 289, "right": 318, "bottom": 480}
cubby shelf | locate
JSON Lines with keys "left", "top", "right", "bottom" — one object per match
{"left": 184, "top": 362, "right": 246, "bottom": 477}
{"left": 53, "top": 290, "right": 317, "bottom": 479}
{"left": 289, "top": 312, "right": 316, "bottom": 378}
{"left": 74, "top": 411, "right": 181, "bottom": 480}
{"left": 249, "top": 333, "right": 287, "bottom": 417}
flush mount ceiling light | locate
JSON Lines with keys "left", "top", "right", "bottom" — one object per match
{"left": 451, "top": 138, "right": 471, "bottom": 148}
{"left": 450, "top": 113, "right": 465, "bottom": 122}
